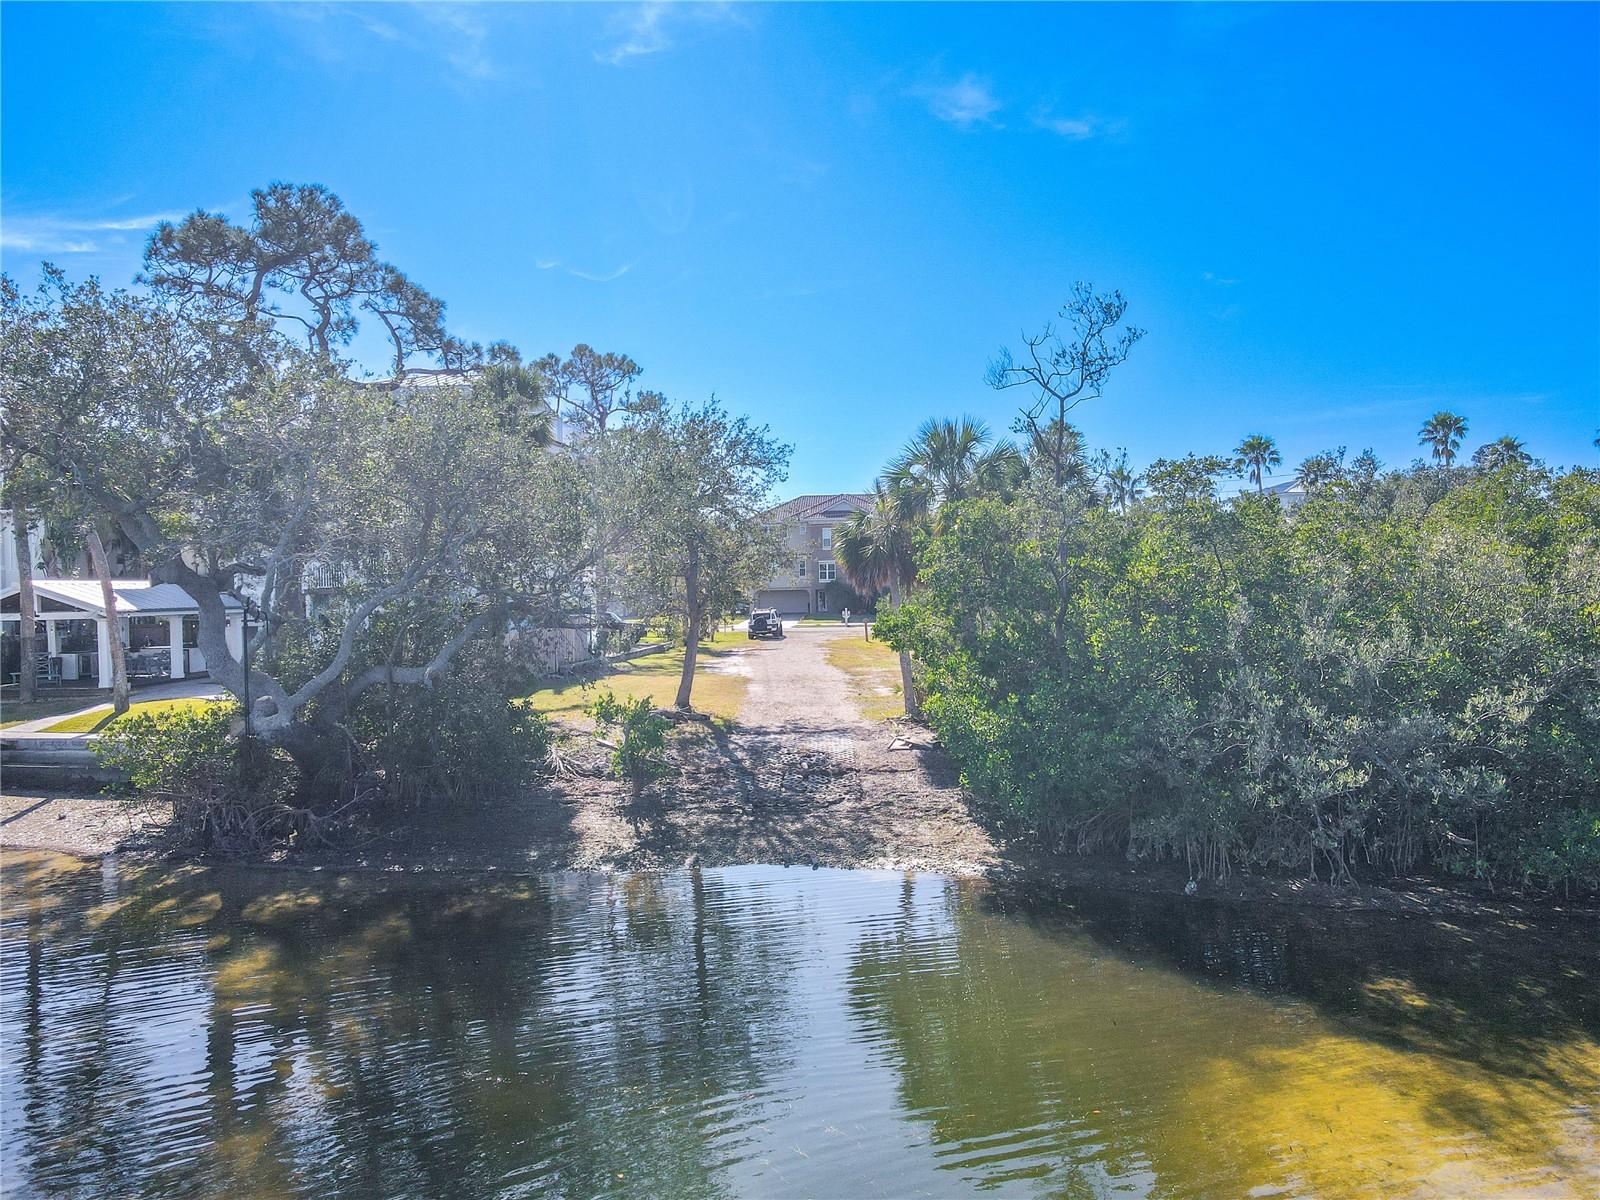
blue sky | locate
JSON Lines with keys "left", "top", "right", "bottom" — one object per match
{"left": 3, "top": 2, "right": 1597, "bottom": 494}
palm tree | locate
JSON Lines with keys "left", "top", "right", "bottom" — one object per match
{"left": 972, "top": 441, "right": 1028, "bottom": 499}
{"left": 1099, "top": 450, "right": 1143, "bottom": 514}
{"left": 1294, "top": 452, "right": 1343, "bottom": 493}
{"left": 888, "top": 416, "right": 1022, "bottom": 524}
{"left": 1233, "top": 434, "right": 1281, "bottom": 493}
{"left": 834, "top": 480, "right": 922, "bottom": 720}
{"left": 1418, "top": 411, "right": 1468, "bottom": 467}
{"left": 1471, "top": 435, "right": 1531, "bottom": 470}
{"left": 1025, "top": 417, "right": 1087, "bottom": 488}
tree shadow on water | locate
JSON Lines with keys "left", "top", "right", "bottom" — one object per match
{"left": 1, "top": 856, "right": 811, "bottom": 1200}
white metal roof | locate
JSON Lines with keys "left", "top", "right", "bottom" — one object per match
{"left": 0, "top": 578, "right": 243, "bottom": 618}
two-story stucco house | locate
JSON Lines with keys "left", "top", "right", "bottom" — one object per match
{"left": 752, "top": 493, "right": 874, "bottom": 615}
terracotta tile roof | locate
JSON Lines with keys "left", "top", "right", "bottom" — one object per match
{"left": 762, "top": 493, "right": 874, "bottom": 523}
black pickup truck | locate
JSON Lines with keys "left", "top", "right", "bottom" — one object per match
{"left": 747, "top": 609, "right": 785, "bottom": 639}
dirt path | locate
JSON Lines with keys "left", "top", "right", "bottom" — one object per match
{"left": 366, "top": 624, "right": 1005, "bottom": 873}
{"left": 665, "top": 624, "right": 1003, "bottom": 871}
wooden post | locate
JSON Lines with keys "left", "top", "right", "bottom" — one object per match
{"left": 11, "top": 505, "right": 37, "bottom": 703}
{"left": 86, "top": 524, "right": 129, "bottom": 714}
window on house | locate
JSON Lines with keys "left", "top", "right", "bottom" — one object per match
{"left": 821, "top": 527, "right": 833, "bottom": 549}
{"left": 796, "top": 558, "right": 807, "bottom": 578}
{"left": 818, "top": 561, "right": 837, "bottom": 582}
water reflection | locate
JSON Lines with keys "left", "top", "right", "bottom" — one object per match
{"left": 2, "top": 852, "right": 1596, "bottom": 1199}
{"left": 854, "top": 878, "right": 1600, "bottom": 1197}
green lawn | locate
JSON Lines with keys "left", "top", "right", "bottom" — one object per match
{"left": 521, "top": 631, "right": 747, "bottom": 724}
{"left": 824, "top": 635, "right": 905, "bottom": 721}
{"left": 1, "top": 697, "right": 102, "bottom": 730}
{"left": 42, "top": 696, "right": 229, "bottom": 735}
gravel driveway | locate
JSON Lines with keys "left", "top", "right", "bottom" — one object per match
{"left": 352, "top": 622, "right": 1007, "bottom": 874}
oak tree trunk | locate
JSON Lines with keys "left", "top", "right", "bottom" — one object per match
{"left": 674, "top": 541, "right": 701, "bottom": 710}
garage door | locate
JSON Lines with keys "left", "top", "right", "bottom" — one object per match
{"left": 755, "top": 589, "right": 811, "bottom": 615}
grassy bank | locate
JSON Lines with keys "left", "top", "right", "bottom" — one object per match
{"left": 824, "top": 635, "right": 903, "bottom": 721}
{"left": 521, "top": 631, "right": 748, "bottom": 724}
{"left": 42, "top": 697, "right": 224, "bottom": 735}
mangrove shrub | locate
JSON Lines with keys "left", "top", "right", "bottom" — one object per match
{"left": 878, "top": 459, "right": 1600, "bottom": 890}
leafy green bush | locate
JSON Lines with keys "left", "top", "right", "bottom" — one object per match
{"left": 95, "top": 701, "right": 240, "bottom": 799}
{"left": 94, "top": 701, "right": 297, "bottom": 853}
{"left": 352, "top": 647, "right": 553, "bottom": 807}
{"left": 881, "top": 461, "right": 1600, "bottom": 892}
{"left": 587, "top": 689, "right": 671, "bottom": 781}
{"left": 96, "top": 643, "right": 554, "bottom": 850}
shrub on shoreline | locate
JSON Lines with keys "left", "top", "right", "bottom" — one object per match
{"left": 587, "top": 689, "right": 671, "bottom": 782}
{"left": 95, "top": 702, "right": 301, "bottom": 852}
{"left": 878, "top": 461, "right": 1600, "bottom": 892}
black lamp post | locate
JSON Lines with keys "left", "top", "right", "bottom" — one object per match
{"left": 239, "top": 596, "right": 259, "bottom": 790}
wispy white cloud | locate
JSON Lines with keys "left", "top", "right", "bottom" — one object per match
{"left": 1031, "top": 110, "right": 1125, "bottom": 141}
{"left": 598, "top": 2, "right": 669, "bottom": 64}
{"left": 415, "top": 3, "right": 495, "bottom": 80}
{"left": 635, "top": 167, "right": 695, "bottom": 235}
{"left": 0, "top": 230, "right": 99, "bottom": 255}
{"left": 260, "top": 2, "right": 497, "bottom": 81}
{"left": 568, "top": 262, "right": 635, "bottom": 283}
{"left": 917, "top": 73, "right": 1002, "bottom": 128}
{"left": 1, "top": 209, "right": 185, "bottom": 255}
{"left": 537, "top": 259, "right": 636, "bottom": 283}
{"left": 1035, "top": 115, "right": 1095, "bottom": 140}
{"left": 596, "top": 2, "right": 746, "bottom": 66}
{"left": 1202, "top": 271, "right": 1241, "bottom": 286}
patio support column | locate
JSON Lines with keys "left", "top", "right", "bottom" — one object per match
{"left": 44, "top": 617, "right": 59, "bottom": 656}
{"left": 225, "top": 613, "right": 244, "bottom": 663}
{"left": 96, "top": 616, "right": 112, "bottom": 688}
{"left": 167, "top": 615, "right": 185, "bottom": 679}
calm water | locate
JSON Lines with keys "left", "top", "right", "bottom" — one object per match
{"left": 2, "top": 852, "right": 1596, "bottom": 1199}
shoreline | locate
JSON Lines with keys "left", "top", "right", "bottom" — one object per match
{"left": 7, "top": 629, "right": 1593, "bottom": 928}
{"left": 5, "top": 786, "right": 1596, "bottom": 927}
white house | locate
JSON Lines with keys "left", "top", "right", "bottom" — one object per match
{"left": 0, "top": 513, "right": 46, "bottom": 594}
{"left": 1259, "top": 479, "right": 1310, "bottom": 509}
{"left": 0, "top": 578, "right": 245, "bottom": 689}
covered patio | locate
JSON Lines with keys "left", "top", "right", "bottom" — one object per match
{"left": 0, "top": 579, "right": 245, "bottom": 691}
